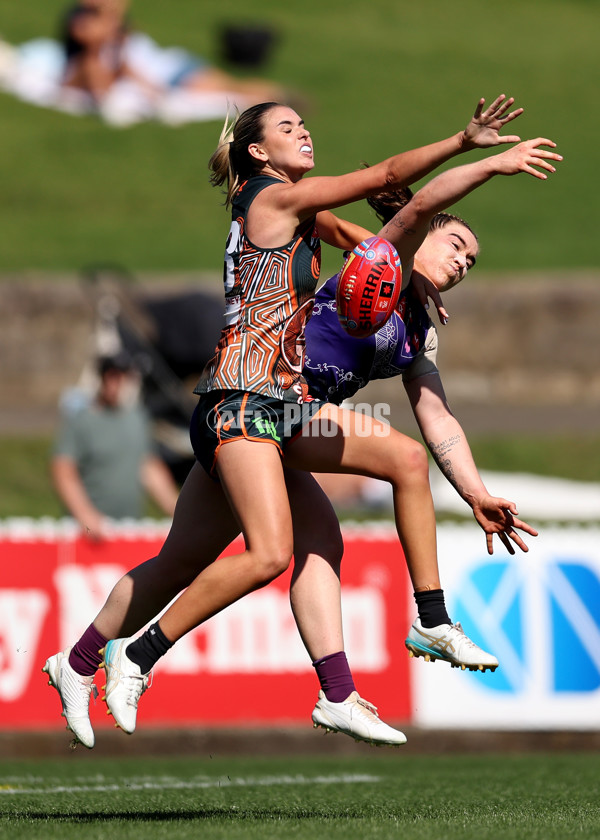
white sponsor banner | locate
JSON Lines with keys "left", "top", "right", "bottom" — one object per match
{"left": 431, "top": 471, "right": 600, "bottom": 522}
{"left": 362, "top": 471, "right": 600, "bottom": 522}
{"left": 412, "top": 524, "right": 600, "bottom": 730}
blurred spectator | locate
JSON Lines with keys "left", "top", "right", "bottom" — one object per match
{"left": 60, "top": 0, "right": 127, "bottom": 103}
{"left": 59, "top": 0, "right": 287, "bottom": 123}
{"left": 51, "top": 351, "right": 178, "bottom": 539}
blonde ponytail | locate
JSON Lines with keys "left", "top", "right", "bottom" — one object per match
{"left": 208, "top": 101, "right": 279, "bottom": 208}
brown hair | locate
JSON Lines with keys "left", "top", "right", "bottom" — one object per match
{"left": 209, "top": 102, "right": 279, "bottom": 207}
{"left": 367, "top": 186, "right": 414, "bottom": 226}
{"left": 429, "top": 212, "right": 478, "bottom": 242}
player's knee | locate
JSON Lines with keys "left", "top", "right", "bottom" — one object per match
{"left": 388, "top": 437, "right": 429, "bottom": 485}
{"left": 407, "top": 439, "right": 430, "bottom": 477}
{"left": 254, "top": 545, "right": 293, "bottom": 584}
{"left": 299, "top": 516, "right": 343, "bottom": 569}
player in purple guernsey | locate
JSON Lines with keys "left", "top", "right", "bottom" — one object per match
{"left": 304, "top": 274, "right": 431, "bottom": 405}
{"left": 302, "top": 137, "right": 561, "bottom": 562}
{"left": 291, "top": 138, "right": 561, "bottom": 691}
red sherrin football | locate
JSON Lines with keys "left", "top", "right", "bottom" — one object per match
{"left": 336, "top": 236, "right": 402, "bottom": 338}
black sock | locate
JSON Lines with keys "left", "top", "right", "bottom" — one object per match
{"left": 414, "top": 589, "right": 451, "bottom": 628}
{"left": 126, "top": 622, "right": 173, "bottom": 674}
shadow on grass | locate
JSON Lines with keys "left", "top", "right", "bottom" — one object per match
{"left": 8, "top": 806, "right": 374, "bottom": 823}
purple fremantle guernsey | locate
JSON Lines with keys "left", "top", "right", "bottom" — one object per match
{"left": 303, "top": 274, "right": 432, "bottom": 404}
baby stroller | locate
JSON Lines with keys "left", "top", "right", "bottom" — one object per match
{"left": 77, "top": 262, "right": 223, "bottom": 485}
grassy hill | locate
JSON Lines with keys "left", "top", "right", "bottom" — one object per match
{"left": 0, "top": 0, "right": 597, "bottom": 515}
{"left": 0, "top": 0, "right": 597, "bottom": 277}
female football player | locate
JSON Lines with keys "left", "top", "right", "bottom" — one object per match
{"left": 44, "top": 96, "right": 560, "bottom": 750}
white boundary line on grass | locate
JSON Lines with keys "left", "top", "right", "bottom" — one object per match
{"left": 0, "top": 773, "right": 381, "bottom": 795}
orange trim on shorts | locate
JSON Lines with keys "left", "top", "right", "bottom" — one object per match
{"left": 239, "top": 392, "right": 250, "bottom": 436}
{"left": 209, "top": 391, "right": 284, "bottom": 477}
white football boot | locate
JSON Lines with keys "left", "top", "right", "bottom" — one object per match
{"left": 100, "top": 638, "right": 150, "bottom": 734}
{"left": 42, "top": 648, "right": 97, "bottom": 748}
{"left": 312, "top": 690, "right": 407, "bottom": 746}
{"left": 405, "top": 618, "right": 498, "bottom": 672}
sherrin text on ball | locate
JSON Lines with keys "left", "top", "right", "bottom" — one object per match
{"left": 336, "top": 236, "right": 402, "bottom": 339}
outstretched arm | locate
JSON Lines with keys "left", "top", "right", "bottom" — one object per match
{"left": 313, "top": 129, "right": 555, "bottom": 249}
{"left": 258, "top": 93, "right": 527, "bottom": 233}
{"left": 380, "top": 138, "right": 561, "bottom": 259}
{"left": 378, "top": 137, "right": 561, "bottom": 316}
{"left": 404, "top": 372, "right": 539, "bottom": 555}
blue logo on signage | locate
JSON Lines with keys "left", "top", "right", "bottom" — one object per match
{"left": 451, "top": 559, "right": 600, "bottom": 694}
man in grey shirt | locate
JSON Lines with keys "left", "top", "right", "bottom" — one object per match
{"left": 52, "top": 352, "right": 178, "bottom": 539}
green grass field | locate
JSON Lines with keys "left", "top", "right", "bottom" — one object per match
{"left": 0, "top": 0, "right": 597, "bottom": 276}
{"left": 1, "top": 752, "right": 599, "bottom": 840}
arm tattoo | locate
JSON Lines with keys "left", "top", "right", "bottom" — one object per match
{"left": 382, "top": 218, "right": 417, "bottom": 237}
{"left": 428, "top": 435, "right": 465, "bottom": 497}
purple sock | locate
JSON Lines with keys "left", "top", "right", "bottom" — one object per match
{"left": 68, "top": 624, "right": 108, "bottom": 676}
{"left": 312, "top": 651, "right": 356, "bottom": 702}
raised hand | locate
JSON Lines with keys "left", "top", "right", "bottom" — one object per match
{"left": 494, "top": 137, "right": 563, "bottom": 180}
{"left": 462, "top": 94, "right": 524, "bottom": 149}
{"left": 471, "top": 494, "right": 539, "bottom": 555}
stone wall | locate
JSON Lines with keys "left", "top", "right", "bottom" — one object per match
{"left": 2, "top": 271, "right": 599, "bottom": 435}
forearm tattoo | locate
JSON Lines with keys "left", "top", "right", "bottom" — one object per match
{"left": 385, "top": 218, "right": 417, "bottom": 237}
{"left": 428, "top": 435, "right": 465, "bottom": 496}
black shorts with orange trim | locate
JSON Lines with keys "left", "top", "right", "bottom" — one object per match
{"left": 190, "top": 389, "right": 322, "bottom": 478}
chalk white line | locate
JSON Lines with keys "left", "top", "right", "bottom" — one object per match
{"left": 0, "top": 773, "right": 380, "bottom": 795}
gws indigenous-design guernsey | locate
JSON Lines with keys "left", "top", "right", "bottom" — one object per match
{"left": 196, "top": 175, "right": 321, "bottom": 403}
